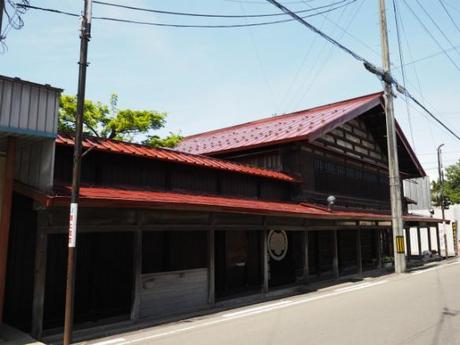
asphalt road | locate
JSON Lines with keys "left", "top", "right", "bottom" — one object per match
{"left": 85, "top": 260, "right": 460, "bottom": 345}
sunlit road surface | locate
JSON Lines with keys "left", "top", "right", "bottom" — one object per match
{"left": 85, "top": 260, "right": 460, "bottom": 345}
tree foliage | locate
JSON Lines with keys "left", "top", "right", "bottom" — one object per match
{"left": 431, "top": 160, "right": 460, "bottom": 205}
{"left": 58, "top": 94, "right": 182, "bottom": 148}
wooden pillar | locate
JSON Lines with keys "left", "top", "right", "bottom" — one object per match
{"left": 31, "top": 229, "right": 47, "bottom": 339}
{"left": 0, "top": 137, "right": 16, "bottom": 321}
{"left": 377, "top": 229, "right": 383, "bottom": 269}
{"left": 303, "top": 231, "right": 309, "bottom": 284}
{"left": 130, "top": 230, "right": 142, "bottom": 321}
{"left": 417, "top": 226, "right": 422, "bottom": 256}
{"left": 405, "top": 228, "right": 412, "bottom": 258}
{"left": 436, "top": 224, "right": 441, "bottom": 254}
{"left": 333, "top": 230, "right": 339, "bottom": 278}
{"left": 208, "top": 229, "right": 215, "bottom": 305}
{"left": 427, "top": 227, "right": 432, "bottom": 252}
{"left": 316, "top": 232, "right": 321, "bottom": 277}
{"left": 356, "top": 229, "right": 362, "bottom": 274}
{"left": 262, "top": 230, "right": 269, "bottom": 294}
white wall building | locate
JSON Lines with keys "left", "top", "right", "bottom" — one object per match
{"left": 403, "top": 176, "right": 458, "bottom": 257}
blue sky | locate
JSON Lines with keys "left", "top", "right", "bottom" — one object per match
{"left": 1, "top": 0, "right": 459, "bottom": 179}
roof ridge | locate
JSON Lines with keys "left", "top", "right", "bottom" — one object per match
{"left": 183, "top": 91, "right": 383, "bottom": 140}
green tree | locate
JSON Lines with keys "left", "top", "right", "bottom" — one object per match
{"left": 58, "top": 94, "right": 182, "bottom": 148}
{"left": 431, "top": 160, "right": 460, "bottom": 205}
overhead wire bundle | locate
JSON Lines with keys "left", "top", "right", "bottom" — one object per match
{"left": 1, "top": 0, "right": 29, "bottom": 52}
{"left": 17, "top": 0, "right": 358, "bottom": 29}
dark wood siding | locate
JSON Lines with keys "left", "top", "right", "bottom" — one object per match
{"left": 53, "top": 145, "right": 292, "bottom": 203}
{"left": 4, "top": 193, "right": 37, "bottom": 332}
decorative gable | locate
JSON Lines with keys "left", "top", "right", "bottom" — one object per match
{"left": 316, "top": 117, "right": 388, "bottom": 166}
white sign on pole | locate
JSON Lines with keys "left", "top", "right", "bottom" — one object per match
{"left": 68, "top": 203, "right": 78, "bottom": 248}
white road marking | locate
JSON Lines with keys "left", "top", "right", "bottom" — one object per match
{"left": 92, "top": 338, "right": 127, "bottom": 345}
{"left": 411, "top": 267, "right": 437, "bottom": 275}
{"left": 222, "top": 300, "right": 293, "bottom": 318}
{"left": 108, "top": 279, "right": 388, "bottom": 345}
{"left": 334, "top": 280, "right": 387, "bottom": 293}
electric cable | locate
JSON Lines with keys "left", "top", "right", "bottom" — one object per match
{"left": 401, "top": 0, "right": 460, "bottom": 74}
{"left": 415, "top": 0, "right": 460, "bottom": 57}
{"left": 93, "top": 0, "right": 353, "bottom": 19}
{"left": 392, "top": 0, "right": 415, "bottom": 149}
{"left": 438, "top": 0, "right": 460, "bottom": 34}
{"left": 17, "top": 2, "right": 357, "bottom": 29}
{"left": 264, "top": 0, "right": 460, "bottom": 141}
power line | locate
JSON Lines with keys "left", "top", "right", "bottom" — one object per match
{"left": 401, "top": 0, "right": 460, "bottom": 74}
{"left": 438, "top": 0, "right": 460, "bottom": 34}
{"left": 17, "top": 2, "right": 356, "bottom": 29}
{"left": 415, "top": 0, "right": 460, "bottom": 58}
{"left": 392, "top": 0, "right": 415, "bottom": 150}
{"left": 263, "top": 0, "right": 460, "bottom": 142}
{"left": 93, "top": 0, "right": 353, "bottom": 18}
{"left": 393, "top": 45, "right": 460, "bottom": 70}
{"left": 290, "top": 0, "right": 364, "bottom": 111}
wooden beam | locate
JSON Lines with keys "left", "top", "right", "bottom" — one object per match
{"left": 208, "top": 229, "right": 215, "bottom": 305}
{"left": 0, "top": 137, "right": 16, "bottom": 322}
{"left": 262, "top": 230, "right": 269, "bottom": 294}
{"left": 417, "top": 226, "right": 422, "bottom": 256}
{"left": 130, "top": 230, "right": 142, "bottom": 321}
{"left": 303, "top": 231, "right": 309, "bottom": 284}
{"left": 333, "top": 230, "right": 339, "bottom": 279}
{"left": 356, "top": 229, "right": 362, "bottom": 274}
{"left": 427, "top": 227, "right": 432, "bottom": 252}
{"left": 31, "top": 231, "right": 47, "bottom": 339}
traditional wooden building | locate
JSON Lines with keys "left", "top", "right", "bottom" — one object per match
{"left": 4, "top": 92, "right": 442, "bottom": 339}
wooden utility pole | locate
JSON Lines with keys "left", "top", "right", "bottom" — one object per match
{"left": 378, "top": 0, "right": 406, "bottom": 273}
{"left": 63, "top": 0, "right": 92, "bottom": 344}
{"left": 437, "top": 144, "right": 449, "bottom": 258}
{"left": 0, "top": 0, "right": 4, "bottom": 39}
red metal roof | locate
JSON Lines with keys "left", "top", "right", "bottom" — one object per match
{"left": 177, "top": 92, "right": 383, "bottom": 155}
{"left": 56, "top": 133, "right": 297, "bottom": 183}
{"left": 16, "top": 182, "right": 441, "bottom": 223}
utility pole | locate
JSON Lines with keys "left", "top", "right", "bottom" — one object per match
{"left": 63, "top": 1, "right": 92, "bottom": 344}
{"left": 437, "top": 144, "right": 449, "bottom": 258}
{"left": 0, "top": 0, "right": 4, "bottom": 40}
{"left": 378, "top": 0, "right": 406, "bottom": 273}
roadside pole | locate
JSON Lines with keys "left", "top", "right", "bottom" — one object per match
{"left": 378, "top": 0, "right": 406, "bottom": 273}
{"left": 63, "top": 1, "right": 92, "bottom": 344}
{"left": 437, "top": 144, "right": 449, "bottom": 258}
{"left": 0, "top": 0, "right": 4, "bottom": 40}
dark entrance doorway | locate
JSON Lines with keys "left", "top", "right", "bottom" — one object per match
{"left": 308, "top": 230, "right": 335, "bottom": 279}
{"left": 338, "top": 230, "right": 359, "bottom": 275}
{"left": 268, "top": 231, "right": 303, "bottom": 288}
{"left": 215, "top": 230, "right": 261, "bottom": 298}
{"left": 361, "top": 229, "right": 380, "bottom": 270}
{"left": 43, "top": 232, "right": 134, "bottom": 331}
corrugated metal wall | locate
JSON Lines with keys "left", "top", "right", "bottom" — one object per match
{"left": 15, "top": 139, "right": 55, "bottom": 191}
{"left": 0, "top": 75, "right": 61, "bottom": 137}
{"left": 403, "top": 176, "right": 432, "bottom": 211}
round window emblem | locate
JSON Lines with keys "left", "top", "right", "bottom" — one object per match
{"left": 268, "top": 230, "right": 288, "bottom": 261}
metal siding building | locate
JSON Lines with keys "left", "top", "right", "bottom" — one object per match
{"left": 0, "top": 75, "right": 60, "bottom": 138}
{"left": 0, "top": 75, "right": 61, "bottom": 327}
